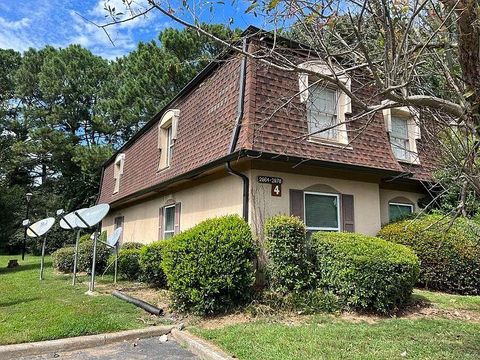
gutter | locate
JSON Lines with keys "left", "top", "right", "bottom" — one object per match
{"left": 225, "top": 38, "right": 249, "bottom": 222}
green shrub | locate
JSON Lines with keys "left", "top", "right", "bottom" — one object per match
{"left": 264, "top": 215, "right": 315, "bottom": 293}
{"left": 312, "top": 232, "right": 419, "bottom": 313}
{"left": 139, "top": 241, "right": 167, "bottom": 287}
{"left": 113, "top": 248, "right": 141, "bottom": 280}
{"left": 52, "top": 246, "right": 75, "bottom": 273}
{"left": 121, "top": 242, "right": 143, "bottom": 250}
{"left": 161, "top": 215, "right": 256, "bottom": 315}
{"left": 77, "top": 232, "right": 111, "bottom": 274}
{"left": 378, "top": 214, "right": 480, "bottom": 295}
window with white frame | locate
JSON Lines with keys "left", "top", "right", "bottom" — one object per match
{"left": 391, "top": 115, "right": 410, "bottom": 161}
{"left": 307, "top": 85, "right": 338, "bottom": 141}
{"left": 158, "top": 109, "right": 180, "bottom": 170}
{"left": 383, "top": 104, "right": 421, "bottom": 164}
{"left": 389, "top": 202, "right": 413, "bottom": 222}
{"left": 113, "top": 153, "right": 125, "bottom": 194}
{"left": 298, "top": 61, "right": 351, "bottom": 145}
{"left": 304, "top": 192, "right": 340, "bottom": 233}
{"left": 163, "top": 205, "right": 175, "bottom": 239}
{"left": 166, "top": 125, "right": 173, "bottom": 167}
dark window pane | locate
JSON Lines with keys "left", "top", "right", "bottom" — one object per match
{"left": 389, "top": 204, "right": 413, "bottom": 222}
{"left": 164, "top": 206, "right": 175, "bottom": 232}
{"left": 305, "top": 193, "right": 339, "bottom": 229}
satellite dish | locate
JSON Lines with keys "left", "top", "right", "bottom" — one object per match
{"left": 59, "top": 210, "right": 82, "bottom": 230}
{"left": 27, "top": 217, "right": 55, "bottom": 237}
{"left": 107, "top": 227, "right": 123, "bottom": 247}
{"left": 75, "top": 204, "right": 110, "bottom": 228}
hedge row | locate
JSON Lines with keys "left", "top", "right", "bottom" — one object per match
{"left": 378, "top": 214, "right": 480, "bottom": 295}
{"left": 265, "top": 216, "right": 419, "bottom": 314}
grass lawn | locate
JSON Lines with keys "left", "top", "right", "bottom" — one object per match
{"left": 192, "top": 291, "right": 480, "bottom": 360}
{"left": 0, "top": 255, "right": 148, "bottom": 345}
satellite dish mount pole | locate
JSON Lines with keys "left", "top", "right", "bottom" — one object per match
{"left": 75, "top": 211, "right": 98, "bottom": 293}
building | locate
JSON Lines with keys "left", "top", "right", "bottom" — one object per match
{"left": 98, "top": 27, "right": 438, "bottom": 244}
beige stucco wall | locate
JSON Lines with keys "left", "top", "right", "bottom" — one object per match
{"left": 249, "top": 169, "right": 383, "bottom": 237}
{"left": 102, "top": 175, "right": 243, "bottom": 244}
{"left": 379, "top": 188, "right": 424, "bottom": 225}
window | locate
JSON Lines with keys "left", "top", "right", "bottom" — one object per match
{"left": 304, "top": 192, "right": 340, "bottom": 232}
{"left": 383, "top": 104, "right": 421, "bottom": 164}
{"left": 391, "top": 116, "right": 410, "bottom": 161}
{"left": 158, "top": 109, "right": 180, "bottom": 170}
{"left": 389, "top": 202, "right": 413, "bottom": 222}
{"left": 166, "top": 126, "right": 173, "bottom": 167}
{"left": 163, "top": 205, "right": 175, "bottom": 239}
{"left": 307, "top": 85, "right": 338, "bottom": 141}
{"left": 298, "top": 61, "right": 351, "bottom": 145}
{"left": 113, "top": 154, "right": 125, "bottom": 194}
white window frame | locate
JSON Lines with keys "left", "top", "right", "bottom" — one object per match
{"left": 390, "top": 115, "right": 411, "bottom": 162}
{"left": 306, "top": 85, "right": 339, "bottom": 141}
{"left": 298, "top": 61, "right": 351, "bottom": 146}
{"left": 304, "top": 191, "right": 341, "bottom": 232}
{"left": 388, "top": 202, "right": 414, "bottom": 221}
{"left": 163, "top": 204, "right": 175, "bottom": 239}
{"left": 166, "top": 125, "right": 173, "bottom": 167}
{"left": 113, "top": 153, "right": 125, "bottom": 194}
{"left": 382, "top": 102, "right": 421, "bottom": 164}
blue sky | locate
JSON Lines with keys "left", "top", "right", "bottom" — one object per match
{"left": 0, "top": 0, "right": 264, "bottom": 59}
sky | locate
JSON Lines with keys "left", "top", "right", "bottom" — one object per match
{"left": 0, "top": 0, "right": 263, "bottom": 59}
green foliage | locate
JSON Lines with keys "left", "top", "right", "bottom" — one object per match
{"left": 121, "top": 242, "right": 143, "bottom": 250}
{"left": 161, "top": 215, "right": 256, "bottom": 315}
{"left": 312, "top": 232, "right": 419, "bottom": 313}
{"left": 139, "top": 241, "right": 167, "bottom": 287}
{"left": 264, "top": 215, "right": 314, "bottom": 293}
{"left": 114, "top": 248, "right": 141, "bottom": 281}
{"left": 378, "top": 214, "right": 480, "bottom": 295}
{"left": 76, "top": 232, "right": 111, "bottom": 274}
{"left": 51, "top": 246, "right": 75, "bottom": 273}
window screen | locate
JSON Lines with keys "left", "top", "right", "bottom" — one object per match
{"left": 389, "top": 202, "right": 413, "bottom": 222}
{"left": 305, "top": 192, "right": 340, "bottom": 231}
{"left": 164, "top": 205, "right": 175, "bottom": 239}
{"left": 307, "top": 86, "right": 338, "bottom": 140}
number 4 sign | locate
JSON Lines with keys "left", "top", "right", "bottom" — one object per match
{"left": 271, "top": 183, "right": 282, "bottom": 197}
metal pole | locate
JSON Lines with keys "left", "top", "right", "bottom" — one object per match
{"left": 72, "top": 230, "right": 81, "bottom": 286}
{"left": 40, "top": 235, "right": 47, "bottom": 280}
{"left": 22, "top": 201, "right": 30, "bottom": 260}
{"left": 89, "top": 229, "right": 99, "bottom": 292}
{"left": 114, "top": 244, "right": 118, "bottom": 284}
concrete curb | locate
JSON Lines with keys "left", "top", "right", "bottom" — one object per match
{"left": 170, "top": 328, "right": 234, "bottom": 360}
{"left": 0, "top": 326, "right": 173, "bottom": 360}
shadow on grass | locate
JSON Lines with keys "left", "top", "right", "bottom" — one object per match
{"left": 0, "top": 261, "right": 51, "bottom": 275}
{"left": 0, "top": 296, "right": 41, "bottom": 308}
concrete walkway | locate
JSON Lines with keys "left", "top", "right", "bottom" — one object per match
{"left": 17, "top": 337, "right": 198, "bottom": 360}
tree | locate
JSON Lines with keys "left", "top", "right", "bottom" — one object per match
{"left": 99, "top": 0, "right": 480, "bottom": 216}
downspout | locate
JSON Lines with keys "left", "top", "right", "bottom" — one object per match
{"left": 226, "top": 38, "right": 249, "bottom": 222}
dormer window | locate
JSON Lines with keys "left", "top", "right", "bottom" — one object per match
{"left": 307, "top": 85, "right": 338, "bottom": 141}
{"left": 299, "top": 61, "right": 351, "bottom": 145}
{"left": 158, "top": 109, "right": 180, "bottom": 170}
{"left": 391, "top": 115, "right": 410, "bottom": 161}
{"left": 383, "top": 103, "right": 421, "bottom": 164}
{"left": 113, "top": 153, "right": 125, "bottom": 194}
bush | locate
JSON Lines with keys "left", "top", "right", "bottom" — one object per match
{"left": 77, "top": 232, "right": 111, "bottom": 274}
{"left": 161, "top": 215, "right": 256, "bottom": 315}
{"left": 52, "top": 246, "right": 75, "bottom": 273}
{"left": 378, "top": 214, "right": 480, "bottom": 294}
{"left": 114, "top": 248, "right": 141, "bottom": 280}
{"left": 139, "top": 242, "right": 167, "bottom": 287}
{"left": 264, "top": 215, "right": 314, "bottom": 293}
{"left": 312, "top": 232, "right": 419, "bottom": 313}
{"left": 121, "top": 242, "right": 143, "bottom": 250}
